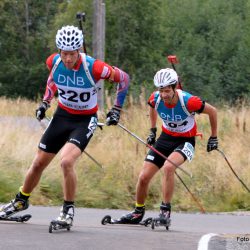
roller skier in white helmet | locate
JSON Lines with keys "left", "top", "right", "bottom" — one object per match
{"left": 117, "top": 68, "right": 218, "bottom": 227}
{"left": 0, "top": 25, "right": 130, "bottom": 230}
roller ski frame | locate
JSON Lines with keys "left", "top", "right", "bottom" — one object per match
{"left": 101, "top": 215, "right": 152, "bottom": 227}
{"left": 49, "top": 220, "right": 72, "bottom": 233}
{"left": 0, "top": 214, "right": 32, "bottom": 223}
{"left": 151, "top": 217, "right": 171, "bottom": 231}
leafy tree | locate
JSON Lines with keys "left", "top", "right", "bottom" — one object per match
{"left": 0, "top": 0, "right": 249, "bottom": 103}
{"left": 105, "top": 0, "right": 168, "bottom": 97}
{"left": 47, "top": 0, "right": 93, "bottom": 52}
{"left": 162, "top": 0, "right": 250, "bottom": 102}
{"left": 0, "top": 0, "right": 63, "bottom": 100}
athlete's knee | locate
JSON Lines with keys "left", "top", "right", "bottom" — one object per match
{"left": 138, "top": 172, "right": 151, "bottom": 186}
{"left": 60, "top": 158, "right": 74, "bottom": 172}
{"left": 31, "top": 158, "right": 47, "bottom": 172}
{"left": 162, "top": 164, "right": 175, "bottom": 176}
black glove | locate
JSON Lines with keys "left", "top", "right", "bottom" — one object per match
{"left": 207, "top": 136, "right": 218, "bottom": 152}
{"left": 35, "top": 101, "right": 49, "bottom": 121}
{"left": 106, "top": 107, "right": 121, "bottom": 126}
{"left": 147, "top": 128, "right": 157, "bottom": 145}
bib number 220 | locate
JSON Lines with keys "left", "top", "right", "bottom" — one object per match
{"left": 58, "top": 88, "right": 91, "bottom": 103}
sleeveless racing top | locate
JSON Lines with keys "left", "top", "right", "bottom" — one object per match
{"left": 50, "top": 53, "right": 98, "bottom": 114}
{"left": 43, "top": 53, "right": 130, "bottom": 115}
{"left": 148, "top": 90, "right": 203, "bottom": 137}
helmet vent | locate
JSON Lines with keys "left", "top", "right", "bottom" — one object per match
{"left": 56, "top": 25, "right": 83, "bottom": 51}
{"left": 153, "top": 68, "right": 178, "bottom": 88}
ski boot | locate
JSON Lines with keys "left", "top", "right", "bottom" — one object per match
{"left": 151, "top": 203, "right": 171, "bottom": 231}
{"left": 0, "top": 195, "right": 31, "bottom": 222}
{"left": 49, "top": 204, "right": 74, "bottom": 233}
{"left": 102, "top": 206, "right": 152, "bottom": 226}
{"left": 118, "top": 206, "right": 145, "bottom": 224}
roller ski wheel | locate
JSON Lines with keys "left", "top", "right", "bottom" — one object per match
{"left": 0, "top": 214, "right": 32, "bottom": 223}
{"left": 141, "top": 217, "right": 152, "bottom": 227}
{"left": 101, "top": 215, "right": 112, "bottom": 225}
{"left": 101, "top": 215, "right": 124, "bottom": 225}
{"left": 151, "top": 217, "right": 171, "bottom": 231}
{"left": 101, "top": 215, "right": 152, "bottom": 227}
{"left": 48, "top": 220, "right": 71, "bottom": 233}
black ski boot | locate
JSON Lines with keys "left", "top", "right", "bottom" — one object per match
{"left": 49, "top": 204, "right": 75, "bottom": 233}
{"left": 118, "top": 206, "right": 145, "bottom": 224}
{"left": 102, "top": 206, "right": 153, "bottom": 226}
{"left": 151, "top": 203, "right": 171, "bottom": 230}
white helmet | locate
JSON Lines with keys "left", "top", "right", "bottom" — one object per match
{"left": 153, "top": 68, "right": 178, "bottom": 88}
{"left": 56, "top": 25, "right": 83, "bottom": 51}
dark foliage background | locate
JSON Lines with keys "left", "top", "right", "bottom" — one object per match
{"left": 0, "top": 0, "right": 249, "bottom": 104}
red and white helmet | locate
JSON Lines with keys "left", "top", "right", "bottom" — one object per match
{"left": 56, "top": 25, "right": 83, "bottom": 51}
{"left": 153, "top": 68, "right": 178, "bottom": 88}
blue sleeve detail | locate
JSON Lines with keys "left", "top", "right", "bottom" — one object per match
{"left": 112, "top": 67, "right": 130, "bottom": 108}
{"left": 154, "top": 91, "right": 160, "bottom": 102}
{"left": 115, "top": 74, "right": 130, "bottom": 107}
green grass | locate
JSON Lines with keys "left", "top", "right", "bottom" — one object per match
{"left": 0, "top": 97, "right": 249, "bottom": 212}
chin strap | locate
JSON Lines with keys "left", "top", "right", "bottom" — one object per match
{"left": 171, "top": 91, "right": 176, "bottom": 101}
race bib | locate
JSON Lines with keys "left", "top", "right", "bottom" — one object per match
{"left": 181, "top": 142, "right": 195, "bottom": 162}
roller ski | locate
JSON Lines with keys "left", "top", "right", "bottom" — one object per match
{"left": 151, "top": 203, "right": 171, "bottom": 231}
{"left": 0, "top": 214, "right": 32, "bottom": 222}
{"left": 0, "top": 197, "right": 31, "bottom": 223}
{"left": 102, "top": 206, "right": 152, "bottom": 227}
{"left": 49, "top": 204, "right": 74, "bottom": 233}
{"left": 101, "top": 215, "right": 152, "bottom": 226}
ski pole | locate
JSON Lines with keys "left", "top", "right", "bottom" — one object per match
{"left": 175, "top": 171, "right": 206, "bottom": 213}
{"left": 117, "top": 123, "right": 192, "bottom": 178}
{"left": 117, "top": 123, "right": 206, "bottom": 213}
{"left": 83, "top": 150, "right": 103, "bottom": 169}
{"left": 216, "top": 149, "right": 250, "bottom": 193}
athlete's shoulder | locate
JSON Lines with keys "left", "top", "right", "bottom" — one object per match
{"left": 92, "top": 59, "right": 113, "bottom": 79}
{"left": 148, "top": 91, "right": 159, "bottom": 107}
{"left": 180, "top": 90, "right": 193, "bottom": 99}
{"left": 46, "top": 53, "right": 60, "bottom": 71}
{"left": 85, "top": 54, "right": 96, "bottom": 64}
{"left": 185, "top": 92, "right": 203, "bottom": 112}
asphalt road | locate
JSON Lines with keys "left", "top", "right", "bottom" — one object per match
{"left": 0, "top": 206, "right": 249, "bottom": 250}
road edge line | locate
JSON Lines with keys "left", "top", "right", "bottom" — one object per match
{"left": 197, "top": 233, "right": 218, "bottom": 250}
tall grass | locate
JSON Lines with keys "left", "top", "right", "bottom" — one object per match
{"left": 0, "top": 97, "right": 249, "bottom": 212}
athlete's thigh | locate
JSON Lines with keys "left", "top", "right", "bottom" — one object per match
{"left": 39, "top": 116, "right": 70, "bottom": 153}
{"left": 174, "top": 141, "right": 195, "bottom": 162}
{"left": 164, "top": 151, "right": 186, "bottom": 169}
{"left": 144, "top": 135, "right": 173, "bottom": 168}
{"left": 68, "top": 115, "right": 98, "bottom": 152}
{"left": 34, "top": 149, "right": 56, "bottom": 165}
{"left": 60, "top": 142, "right": 82, "bottom": 162}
